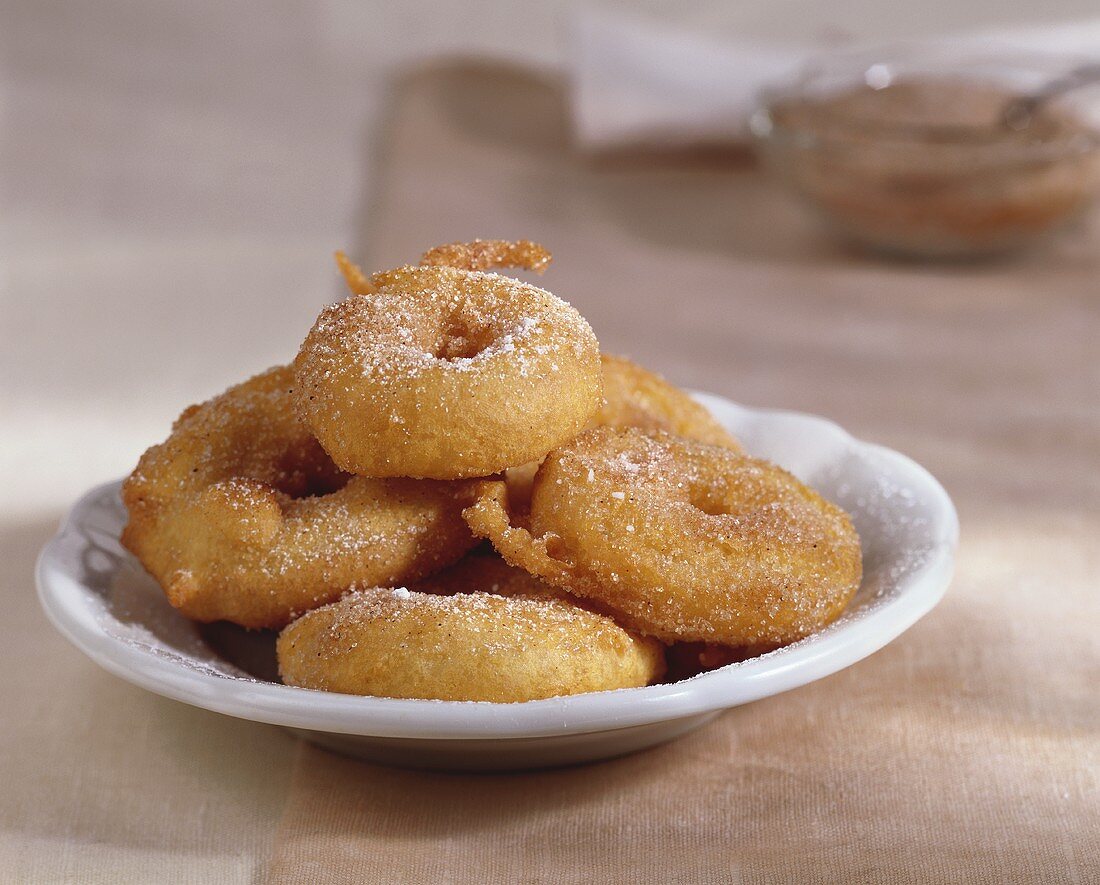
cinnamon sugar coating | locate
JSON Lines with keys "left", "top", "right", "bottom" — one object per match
{"left": 277, "top": 584, "right": 666, "bottom": 702}
{"left": 595, "top": 354, "right": 740, "bottom": 449}
{"left": 465, "top": 427, "right": 861, "bottom": 646}
{"left": 419, "top": 238, "right": 552, "bottom": 274}
{"left": 505, "top": 353, "right": 741, "bottom": 507}
{"left": 294, "top": 244, "right": 601, "bottom": 479}
{"left": 121, "top": 366, "right": 477, "bottom": 629}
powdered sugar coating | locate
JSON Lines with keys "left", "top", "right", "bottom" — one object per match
{"left": 276, "top": 584, "right": 666, "bottom": 702}
{"left": 294, "top": 259, "right": 602, "bottom": 479}
{"left": 418, "top": 238, "right": 552, "bottom": 274}
{"left": 504, "top": 353, "right": 741, "bottom": 508}
{"left": 594, "top": 354, "right": 741, "bottom": 449}
{"left": 121, "top": 366, "right": 477, "bottom": 628}
{"left": 464, "top": 427, "right": 862, "bottom": 646}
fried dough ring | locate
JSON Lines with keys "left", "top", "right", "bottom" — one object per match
{"left": 294, "top": 243, "right": 602, "bottom": 479}
{"left": 464, "top": 427, "right": 862, "bottom": 646}
{"left": 121, "top": 366, "right": 477, "bottom": 629}
{"left": 276, "top": 584, "right": 666, "bottom": 702}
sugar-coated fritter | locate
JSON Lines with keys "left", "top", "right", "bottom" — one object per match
{"left": 119, "top": 237, "right": 865, "bottom": 705}
{"left": 294, "top": 243, "right": 602, "bottom": 479}
{"left": 121, "top": 366, "right": 477, "bottom": 629}
{"left": 465, "top": 427, "right": 862, "bottom": 647}
{"left": 419, "top": 238, "right": 552, "bottom": 274}
{"left": 277, "top": 585, "right": 666, "bottom": 702}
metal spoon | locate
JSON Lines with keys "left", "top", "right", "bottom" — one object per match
{"left": 1001, "top": 62, "right": 1100, "bottom": 130}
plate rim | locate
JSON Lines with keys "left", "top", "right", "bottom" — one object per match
{"left": 36, "top": 394, "right": 959, "bottom": 741}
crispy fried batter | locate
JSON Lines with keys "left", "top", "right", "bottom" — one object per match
{"left": 596, "top": 354, "right": 740, "bottom": 449}
{"left": 277, "top": 585, "right": 666, "bottom": 702}
{"left": 121, "top": 238, "right": 864, "bottom": 701}
{"left": 504, "top": 353, "right": 740, "bottom": 507}
{"left": 411, "top": 548, "right": 570, "bottom": 601}
{"left": 465, "top": 427, "right": 862, "bottom": 646}
{"left": 294, "top": 249, "right": 602, "bottom": 479}
{"left": 419, "top": 238, "right": 552, "bottom": 274}
{"left": 334, "top": 251, "right": 375, "bottom": 295}
{"left": 121, "top": 366, "right": 477, "bottom": 629}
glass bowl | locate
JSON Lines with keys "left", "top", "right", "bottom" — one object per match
{"left": 750, "top": 46, "right": 1100, "bottom": 259}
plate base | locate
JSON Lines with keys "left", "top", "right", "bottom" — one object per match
{"left": 288, "top": 711, "right": 723, "bottom": 771}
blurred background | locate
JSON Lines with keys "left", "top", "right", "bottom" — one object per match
{"left": 4, "top": 3, "right": 1099, "bottom": 882}
{"left": 4, "top": 0, "right": 1099, "bottom": 517}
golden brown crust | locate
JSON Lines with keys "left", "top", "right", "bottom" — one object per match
{"left": 410, "top": 548, "right": 573, "bottom": 603}
{"left": 464, "top": 427, "right": 862, "bottom": 646}
{"left": 294, "top": 256, "right": 602, "bottom": 479}
{"left": 595, "top": 354, "right": 740, "bottom": 449}
{"left": 121, "top": 366, "right": 477, "bottom": 629}
{"left": 419, "top": 238, "right": 552, "bottom": 274}
{"left": 463, "top": 479, "right": 577, "bottom": 588}
{"left": 504, "top": 353, "right": 741, "bottom": 506}
{"left": 276, "top": 586, "right": 666, "bottom": 702}
{"left": 334, "top": 251, "right": 375, "bottom": 295}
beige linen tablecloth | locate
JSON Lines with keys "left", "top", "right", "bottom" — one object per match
{"left": 5, "top": 62, "right": 1098, "bottom": 883}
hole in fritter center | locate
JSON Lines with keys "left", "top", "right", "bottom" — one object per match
{"left": 690, "top": 489, "right": 733, "bottom": 517}
{"left": 436, "top": 317, "right": 494, "bottom": 361}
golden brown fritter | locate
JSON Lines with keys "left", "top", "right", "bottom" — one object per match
{"left": 121, "top": 366, "right": 478, "bottom": 629}
{"left": 465, "top": 427, "right": 862, "bottom": 647}
{"left": 277, "top": 585, "right": 666, "bottom": 702}
{"left": 294, "top": 244, "right": 602, "bottom": 479}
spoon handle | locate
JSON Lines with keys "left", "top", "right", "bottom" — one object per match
{"left": 1003, "top": 62, "right": 1100, "bottom": 130}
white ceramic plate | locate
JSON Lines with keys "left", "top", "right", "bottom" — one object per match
{"left": 37, "top": 393, "right": 958, "bottom": 771}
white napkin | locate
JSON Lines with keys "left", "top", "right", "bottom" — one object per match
{"left": 569, "top": 9, "right": 1100, "bottom": 151}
